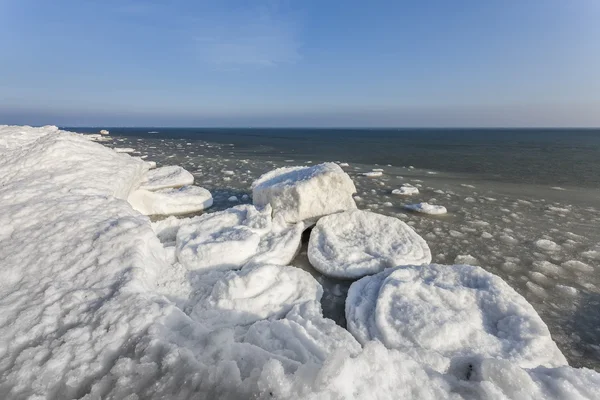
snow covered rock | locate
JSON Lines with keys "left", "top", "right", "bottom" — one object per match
{"left": 176, "top": 204, "right": 303, "bottom": 271}
{"left": 392, "top": 184, "right": 419, "bottom": 195}
{"left": 308, "top": 210, "right": 432, "bottom": 279}
{"left": 405, "top": 202, "right": 447, "bottom": 215}
{"left": 128, "top": 185, "right": 213, "bottom": 215}
{"left": 346, "top": 264, "right": 567, "bottom": 372}
{"left": 189, "top": 263, "right": 323, "bottom": 328}
{"left": 252, "top": 162, "right": 357, "bottom": 225}
{"left": 139, "top": 165, "right": 194, "bottom": 190}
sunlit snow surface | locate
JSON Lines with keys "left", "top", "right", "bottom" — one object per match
{"left": 1, "top": 125, "right": 600, "bottom": 399}
{"left": 100, "top": 133, "right": 600, "bottom": 371}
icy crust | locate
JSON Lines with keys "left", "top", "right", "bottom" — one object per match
{"left": 405, "top": 202, "right": 448, "bottom": 215}
{"left": 128, "top": 185, "right": 213, "bottom": 215}
{"left": 252, "top": 162, "right": 357, "bottom": 225}
{"left": 189, "top": 264, "right": 323, "bottom": 328}
{"left": 308, "top": 209, "right": 432, "bottom": 279}
{"left": 176, "top": 204, "right": 303, "bottom": 271}
{"left": 139, "top": 165, "right": 195, "bottom": 190}
{"left": 345, "top": 264, "right": 568, "bottom": 372}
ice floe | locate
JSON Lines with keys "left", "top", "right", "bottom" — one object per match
{"left": 139, "top": 165, "right": 195, "bottom": 190}
{"left": 346, "top": 264, "right": 567, "bottom": 372}
{"left": 128, "top": 185, "right": 213, "bottom": 215}
{"left": 392, "top": 184, "right": 419, "bottom": 195}
{"left": 404, "top": 202, "right": 448, "bottom": 215}
{"left": 308, "top": 209, "right": 431, "bottom": 278}
{"left": 252, "top": 162, "right": 357, "bottom": 225}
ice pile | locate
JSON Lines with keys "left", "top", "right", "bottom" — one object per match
{"left": 1, "top": 125, "right": 599, "bottom": 399}
{"left": 139, "top": 165, "right": 194, "bottom": 190}
{"left": 251, "top": 162, "right": 357, "bottom": 225}
{"left": 308, "top": 209, "right": 432, "bottom": 278}
{"left": 346, "top": 264, "right": 568, "bottom": 372}
{"left": 176, "top": 204, "right": 303, "bottom": 271}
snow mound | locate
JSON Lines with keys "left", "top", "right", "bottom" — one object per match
{"left": 405, "top": 202, "right": 447, "bottom": 215}
{"left": 128, "top": 185, "right": 213, "bottom": 215}
{"left": 308, "top": 209, "right": 432, "bottom": 279}
{"left": 392, "top": 184, "right": 419, "bottom": 195}
{"left": 139, "top": 165, "right": 194, "bottom": 190}
{"left": 176, "top": 204, "right": 303, "bottom": 271}
{"left": 346, "top": 264, "right": 567, "bottom": 372}
{"left": 251, "top": 162, "right": 357, "bottom": 225}
{"left": 190, "top": 264, "right": 323, "bottom": 328}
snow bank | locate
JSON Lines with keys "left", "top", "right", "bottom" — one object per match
{"left": 139, "top": 165, "right": 195, "bottom": 190}
{"left": 308, "top": 210, "right": 432, "bottom": 278}
{"left": 252, "top": 162, "right": 357, "bottom": 225}
{"left": 128, "top": 185, "right": 213, "bottom": 215}
{"left": 405, "top": 202, "right": 448, "bottom": 215}
{"left": 346, "top": 264, "right": 567, "bottom": 372}
{"left": 176, "top": 204, "right": 303, "bottom": 271}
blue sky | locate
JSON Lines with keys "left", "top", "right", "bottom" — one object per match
{"left": 0, "top": 0, "right": 599, "bottom": 127}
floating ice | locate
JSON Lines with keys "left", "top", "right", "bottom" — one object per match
{"left": 176, "top": 204, "right": 303, "bottom": 271}
{"left": 308, "top": 210, "right": 431, "bottom": 279}
{"left": 363, "top": 171, "right": 383, "bottom": 177}
{"left": 535, "top": 239, "right": 561, "bottom": 252}
{"left": 99, "top": 129, "right": 109, "bottom": 135}
{"left": 252, "top": 162, "right": 357, "bottom": 225}
{"left": 392, "top": 184, "right": 419, "bottom": 195}
{"left": 346, "top": 264, "right": 567, "bottom": 372}
{"left": 404, "top": 202, "right": 447, "bottom": 215}
{"left": 139, "top": 165, "right": 194, "bottom": 190}
{"left": 128, "top": 185, "right": 213, "bottom": 215}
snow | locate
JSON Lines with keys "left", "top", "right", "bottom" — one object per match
{"left": 308, "top": 210, "right": 432, "bottom": 278}
{"left": 346, "top": 264, "right": 568, "bottom": 372}
{"left": 405, "top": 202, "right": 448, "bottom": 215}
{"left": 139, "top": 165, "right": 195, "bottom": 190}
{"left": 1, "top": 125, "right": 599, "bottom": 400}
{"left": 128, "top": 185, "right": 213, "bottom": 215}
{"left": 251, "top": 162, "right": 357, "bottom": 225}
{"left": 392, "top": 184, "right": 419, "bottom": 195}
{"left": 176, "top": 204, "right": 303, "bottom": 271}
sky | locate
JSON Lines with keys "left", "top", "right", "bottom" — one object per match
{"left": 0, "top": 0, "right": 599, "bottom": 127}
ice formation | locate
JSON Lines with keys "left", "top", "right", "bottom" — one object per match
{"left": 405, "top": 202, "right": 448, "bottom": 215}
{"left": 139, "top": 165, "right": 195, "bottom": 190}
{"left": 1, "top": 125, "right": 599, "bottom": 400}
{"left": 392, "top": 184, "right": 419, "bottom": 195}
{"left": 346, "top": 264, "right": 568, "bottom": 372}
{"left": 308, "top": 209, "right": 432, "bottom": 278}
{"left": 251, "top": 162, "right": 357, "bottom": 225}
{"left": 176, "top": 204, "right": 303, "bottom": 271}
{"left": 128, "top": 185, "right": 213, "bottom": 215}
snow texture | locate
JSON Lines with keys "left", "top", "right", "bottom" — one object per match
{"left": 176, "top": 204, "right": 303, "bottom": 271}
{"left": 308, "top": 209, "right": 432, "bottom": 278}
{"left": 139, "top": 165, "right": 195, "bottom": 190}
{"left": 128, "top": 185, "right": 213, "bottom": 215}
{"left": 346, "top": 264, "right": 568, "bottom": 372}
{"left": 252, "top": 162, "right": 357, "bottom": 225}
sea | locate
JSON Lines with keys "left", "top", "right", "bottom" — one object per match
{"left": 68, "top": 127, "right": 600, "bottom": 370}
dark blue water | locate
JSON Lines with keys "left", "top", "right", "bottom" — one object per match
{"left": 67, "top": 128, "right": 600, "bottom": 188}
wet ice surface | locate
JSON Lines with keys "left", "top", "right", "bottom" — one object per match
{"left": 104, "top": 134, "right": 600, "bottom": 370}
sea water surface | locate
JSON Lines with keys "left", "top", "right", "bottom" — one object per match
{"left": 69, "top": 127, "right": 600, "bottom": 370}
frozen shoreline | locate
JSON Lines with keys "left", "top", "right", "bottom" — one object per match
{"left": 1, "top": 125, "right": 599, "bottom": 399}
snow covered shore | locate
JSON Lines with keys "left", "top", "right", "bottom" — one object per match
{"left": 0, "top": 125, "right": 599, "bottom": 399}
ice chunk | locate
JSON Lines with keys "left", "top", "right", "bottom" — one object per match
{"left": 308, "top": 210, "right": 431, "bottom": 279}
{"left": 99, "top": 129, "right": 109, "bottom": 135}
{"left": 391, "top": 184, "right": 419, "bottom": 196}
{"left": 252, "top": 163, "right": 357, "bottom": 225}
{"left": 346, "top": 264, "right": 567, "bottom": 372}
{"left": 362, "top": 171, "right": 382, "bottom": 177}
{"left": 190, "top": 264, "right": 323, "bottom": 328}
{"left": 404, "top": 202, "right": 447, "bottom": 215}
{"left": 535, "top": 239, "right": 561, "bottom": 252}
{"left": 139, "top": 165, "right": 194, "bottom": 190}
{"left": 176, "top": 205, "right": 302, "bottom": 271}
{"left": 128, "top": 185, "right": 213, "bottom": 215}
